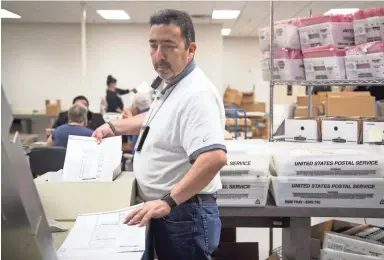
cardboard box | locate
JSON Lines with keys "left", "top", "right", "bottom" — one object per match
{"left": 285, "top": 119, "right": 319, "bottom": 143}
{"left": 323, "top": 232, "right": 384, "bottom": 257}
{"left": 241, "top": 92, "right": 255, "bottom": 104}
{"left": 224, "top": 87, "right": 243, "bottom": 106}
{"left": 240, "top": 102, "right": 266, "bottom": 112}
{"left": 226, "top": 118, "right": 252, "bottom": 127}
{"left": 295, "top": 105, "right": 324, "bottom": 117}
{"left": 297, "top": 95, "right": 321, "bottom": 106}
{"left": 45, "top": 99, "right": 61, "bottom": 116}
{"left": 217, "top": 176, "right": 269, "bottom": 207}
{"left": 319, "top": 91, "right": 371, "bottom": 103}
{"left": 326, "top": 96, "right": 376, "bottom": 117}
{"left": 322, "top": 120, "right": 359, "bottom": 144}
{"left": 270, "top": 176, "right": 384, "bottom": 208}
{"left": 35, "top": 171, "right": 136, "bottom": 220}
{"left": 266, "top": 219, "right": 361, "bottom": 260}
{"left": 321, "top": 249, "right": 383, "bottom": 260}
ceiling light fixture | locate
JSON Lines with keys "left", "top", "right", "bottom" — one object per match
{"left": 212, "top": 10, "right": 240, "bottom": 20}
{"left": 324, "top": 8, "right": 359, "bottom": 15}
{"left": 221, "top": 29, "right": 231, "bottom": 36}
{"left": 97, "top": 10, "right": 130, "bottom": 20}
{"left": 1, "top": 9, "right": 21, "bottom": 19}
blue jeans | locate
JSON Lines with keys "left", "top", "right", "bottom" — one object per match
{"left": 143, "top": 197, "right": 221, "bottom": 260}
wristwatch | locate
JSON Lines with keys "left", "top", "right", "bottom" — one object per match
{"left": 107, "top": 122, "right": 117, "bottom": 136}
{"left": 161, "top": 193, "right": 177, "bottom": 209}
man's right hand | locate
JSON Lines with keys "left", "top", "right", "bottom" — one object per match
{"left": 92, "top": 123, "right": 115, "bottom": 144}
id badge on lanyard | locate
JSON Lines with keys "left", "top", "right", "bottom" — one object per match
{"left": 135, "top": 126, "right": 150, "bottom": 152}
{"left": 134, "top": 79, "right": 180, "bottom": 152}
{"left": 134, "top": 91, "right": 162, "bottom": 152}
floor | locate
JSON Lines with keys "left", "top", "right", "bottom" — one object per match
{"left": 236, "top": 217, "right": 384, "bottom": 260}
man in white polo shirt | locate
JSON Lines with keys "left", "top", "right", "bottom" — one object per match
{"left": 93, "top": 9, "right": 227, "bottom": 260}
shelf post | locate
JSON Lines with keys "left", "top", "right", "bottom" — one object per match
{"left": 268, "top": 0, "right": 274, "bottom": 141}
{"left": 307, "top": 9, "right": 313, "bottom": 118}
{"left": 81, "top": 2, "right": 87, "bottom": 90}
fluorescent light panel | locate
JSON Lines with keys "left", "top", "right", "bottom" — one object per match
{"left": 1, "top": 9, "right": 21, "bottom": 19}
{"left": 221, "top": 29, "right": 231, "bottom": 36}
{"left": 324, "top": 8, "right": 359, "bottom": 15}
{"left": 97, "top": 10, "right": 130, "bottom": 20}
{"left": 212, "top": 10, "right": 240, "bottom": 20}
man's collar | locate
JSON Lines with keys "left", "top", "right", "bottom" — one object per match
{"left": 151, "top": 60, "right": 196, "bottom": 94}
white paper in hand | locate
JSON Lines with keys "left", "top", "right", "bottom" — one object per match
{"left": 62, "top": 136, "right": 122, "bottom": 182}
{"left": 58, "top": 204, "right": 146, "bottom": 258}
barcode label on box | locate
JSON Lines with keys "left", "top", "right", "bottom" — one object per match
{"left": 327, "top": 241, "right": 345, "bottom": 251}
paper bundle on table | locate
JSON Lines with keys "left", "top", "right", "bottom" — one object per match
{"left": 262, "top": 48, "right": 305, "bottom": 81}
{"left": 217, "top": 140, "right": 269, "bottom": 207}
{"left": 345, "top": 41, "right": 384, "bottom": 80}
{"left": 298, "top": 14, "right": 354, "bottom": 49}
{"left": 302, "top": 45, "right": 346, "bottom": 80}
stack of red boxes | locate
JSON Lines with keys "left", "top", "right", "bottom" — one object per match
{"left": 260, "top": 8, "right": 384, "bottom": 81}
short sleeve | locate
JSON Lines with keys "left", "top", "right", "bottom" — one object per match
{"left": 179, "top": 91, "right": 227, "bottom": 164}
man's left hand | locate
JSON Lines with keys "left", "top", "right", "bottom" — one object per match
{"left": 124, "top": 200, "right": 171, "bottom": 227}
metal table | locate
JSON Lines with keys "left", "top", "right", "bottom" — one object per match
{"left": 12, "top": 113, "right": 57, "bottom": 141}
{"left": 219, "top": 196, "right": 384, "bottom": 260}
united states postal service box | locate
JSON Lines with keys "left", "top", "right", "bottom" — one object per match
{"left": 323, "top": 232, "right": 384, "bottom": 258}
{"left": 321, "top": 249, "right": 383, "bottom": 260}
{"left": 363, "top": 119, "right": 384, "bottom": 144}
{"left": 285, "top": 119, "right": 320, "bottom": 143}
{"left": 217, "top": 176, "right": 269, "bottom": 207}
{"left": 270, "top": 176, "right": 384, "bottom": 208}
{"left": 322, "top": 119, "right": 359, "bottom": 144}
{"left": 35, "top": 171, "right": 137, "bottom": 221}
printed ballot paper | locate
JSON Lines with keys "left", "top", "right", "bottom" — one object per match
{"left": 62, "top": 136, "right": 122, "bottom": 181}
{"left": 58, "top": 204, "right": 146, "bottom": 259}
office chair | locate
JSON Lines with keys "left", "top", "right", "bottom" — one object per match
{"left": 29, "top": 147, "right": 66, "bottom": 177}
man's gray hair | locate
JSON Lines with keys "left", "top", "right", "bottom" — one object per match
{"left": 68, "top": 104, "right": 88, "bottom": 124}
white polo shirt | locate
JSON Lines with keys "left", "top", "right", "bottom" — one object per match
{"left": 133, "top": 67, "right": 226, "bottom": 201}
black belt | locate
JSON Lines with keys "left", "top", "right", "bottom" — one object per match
{"left": 184, "top": 193, "right": 217, "bottom": 204}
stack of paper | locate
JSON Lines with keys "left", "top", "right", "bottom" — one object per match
{"left": 58, "top": 204, "right": 146, "bottom": 260}
{"left": 62, "top": 136, "right": 122, "bottom": 182}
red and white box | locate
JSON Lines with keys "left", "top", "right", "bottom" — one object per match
{"left": 298, "top": 15, "right": 354, "bottom": 49}
{"left": 262, "top": 48, "right": 305, "bottom": 81}
{"left": 259, "top": 18, "right": 301, "bottom": 51}
{"left": 353, "top": 8, "right": 384, "bottom": 45}
{"left": 345, "top": 41, "right": 384, "bottom": 80}
{"left": 302, "top": 45, "right": 346, "bottom": 80}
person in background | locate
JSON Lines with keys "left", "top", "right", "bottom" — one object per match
{"left": 122, "top": 91, "right": 152, "bottom": 151}
{"left": 46, "top": 104, "right": 93, "bottom": 148}
{"left": 52, "top": 95, "right": 105, "bottom": 130}
{"left": 106, "top": 75, "right": 137, "bottom": 113}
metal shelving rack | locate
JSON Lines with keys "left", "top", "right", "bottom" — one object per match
{"left": 268, "top": 1, "right": 384, "bottom": 140}
{"left": 224, "top": 104, "right": 249, "bottom": 139}
{"left": 265, "top": 1, "right": 384, "bottom": 256}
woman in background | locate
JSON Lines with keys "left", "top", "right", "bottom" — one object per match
{"left": 106, "top": 75, "right": 136, "bottom": 113}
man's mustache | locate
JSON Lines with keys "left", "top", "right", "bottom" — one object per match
{"left": 155, "top": 61, "right": 171, "bottom": 69}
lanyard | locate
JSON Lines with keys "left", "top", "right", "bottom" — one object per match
{"left": 144, "top": 83, "right": 178, "bottom": 128}
{"left": 135, "top": 60, "right": 196, "bottom": 152}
